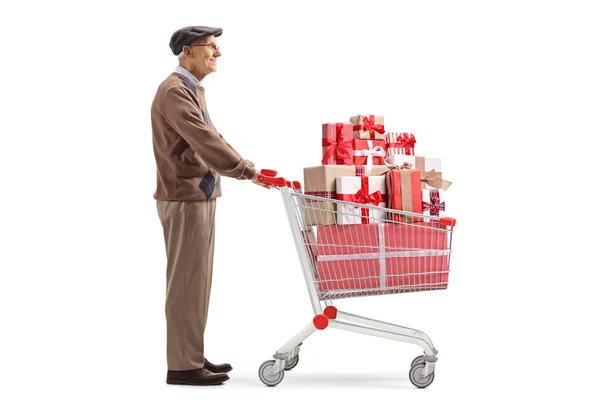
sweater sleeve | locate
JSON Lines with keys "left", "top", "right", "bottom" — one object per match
{"left": 163, "top": 87, "right": 257, "bottom": 180}
{"left": 212, "top": 124, "right": 257, "bottom": 179}
{"left": 214, "top": 124, "right": 242, "bottom": 158}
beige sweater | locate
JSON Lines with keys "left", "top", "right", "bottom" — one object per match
{"left": 151, "top": 73, "right": 256, "bottom": 201}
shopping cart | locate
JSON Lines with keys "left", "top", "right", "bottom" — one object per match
{"left": 255, "top": 169, "right": 456, "bottom": 388}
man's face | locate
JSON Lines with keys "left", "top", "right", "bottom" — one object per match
{"left": 185, "top": 35, "right": 221, "bottom": 77}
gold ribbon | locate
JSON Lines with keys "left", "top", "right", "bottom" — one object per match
{"left": 384, "top": 162, "right": 413, "bottom": 171}
{"left": 420, "top": 169, "right": 452, "bottom": 190}
{"left": 413, "top": 156, "right": 452, "bottom": 190}
{"left": 415, "top": 157, "right": 426, "bottom": 175}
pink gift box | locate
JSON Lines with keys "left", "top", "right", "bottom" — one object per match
{"left": 322, "top": 123, "right": 353, "bottom": 165}
{"left": 315, "top": 223, "right": 449, "bottom": 292}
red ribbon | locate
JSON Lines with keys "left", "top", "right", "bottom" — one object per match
{"left": 352, "top": 114, "right": 385, "bottom": 139}
{"left": 402, "top": 133, "right": 416, "bottom": 155}
{"left": 337, "top": 176, "right": 385, "bottom": 224}
{"left": 422, "top": 190, "right": 445, "bottom": 216}
{"left": 322, "top": 123, "right": 353, "bottom": 165}
{"left": 387, "top": 133, "right": 406, "bottom": 147}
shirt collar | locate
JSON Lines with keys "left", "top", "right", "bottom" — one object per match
{"left": 175, "top": 66, "right": 203, "bottom": 87}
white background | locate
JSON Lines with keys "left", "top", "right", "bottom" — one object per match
{"left": 1, "top": 0, "right": 599, "bottom": 398}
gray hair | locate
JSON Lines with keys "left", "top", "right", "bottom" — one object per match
{"left": 177, "top": 52, "right": 184, "bottom": 61}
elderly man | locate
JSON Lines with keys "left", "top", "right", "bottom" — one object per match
{"left": 151, "top": 26, "right": 267, "bottom": 386}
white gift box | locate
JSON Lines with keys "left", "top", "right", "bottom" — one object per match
{"left": 335, "top": 176, "right": 387, "bottom": 225}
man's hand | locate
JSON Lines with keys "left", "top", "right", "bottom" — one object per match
{"left": 252, "top": 170, "right": 272, "bottom": 189}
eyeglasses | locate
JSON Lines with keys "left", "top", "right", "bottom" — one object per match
{"left": 190, "top": 43, "right": 220, "bottom": 52}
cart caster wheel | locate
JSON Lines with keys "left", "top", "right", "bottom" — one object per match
{"left": 411, "top": 355, "right": 425, "bottom": 368}
{"left": 284, "top": 355, "right": 299, "bottom": 371}
{"left": 259, "top": 360, "right": 285, "bottom": 387}
{"left": 409, "top": 362, "right": 435, "bottom": 389}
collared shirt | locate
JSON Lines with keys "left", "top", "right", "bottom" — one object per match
{"left": 175, "top": 66, "right": 203, "bottom": 87}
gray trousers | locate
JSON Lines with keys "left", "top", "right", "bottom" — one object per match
{"left": 157, "top": 200, "right": 216, "bottom": 370}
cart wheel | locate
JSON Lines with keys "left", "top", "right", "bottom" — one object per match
{"left": 411, "top": 355, "right": 425, "bottom": 368}
{"left": 258, "top": 360, "right": 285, "bottom": 387}
{"left": 409, "top": 363, "right": 435, "bottom": 389}
{"left": 284, "top": 355, "right": 300, "bottom": 371}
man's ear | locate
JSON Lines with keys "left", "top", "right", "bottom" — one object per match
{"left": 183, "top": 45, "right": 193, "bottom": 58}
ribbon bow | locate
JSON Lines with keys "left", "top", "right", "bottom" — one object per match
{"left": 386, "top": 133, "right": 406, "bottom": 149}
{"left": 337, "top": 175, "right": 387, "bottom": 224}
{"left": 352, "top": 189, "right": 384, "bottom": 206}
{"left": 386, "top": 162, "right": 413, "bottom": 171}
{"left": 422, "top": 190, "right": 445, "bottom": 216}
{"left": 402, "top": 133, "right": 416, "bottom": 146}
{"left": 353, "top": 184, "right": 384, "bottom": 224}
{"left": 322, "top": 123, "right": 353, "bottom": 165}
{"left": 421, "top": 169, "right": 453, "bottom": 190}
{"left": 362, "top": 114, "right": 385, "bottom": 137}
{"left": 353, "top": 140, "right": 386, "bottom": 167}
{"left": 402, "top": 133, "right": 416, "bottom": 155}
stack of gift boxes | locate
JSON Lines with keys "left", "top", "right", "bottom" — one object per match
{"left": 303, "top": 114, "right": 452, "bottom": 293}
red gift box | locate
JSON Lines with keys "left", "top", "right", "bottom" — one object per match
{"left": 315, "top": 223, "right": 449, "bottom": 292}
{"left": 352, "top": 139, "right": 386, "bottom": 167}
{"left": 322, "top": 123, "right": 353, "bottom": 165}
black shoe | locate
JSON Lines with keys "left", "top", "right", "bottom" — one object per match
{"left": 166, "top": 368, "right": 229, "bottom": 385}
{"left": 204, "top": 358, "right": 233, "bottom": 373}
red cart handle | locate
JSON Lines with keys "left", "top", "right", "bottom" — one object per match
{"left": 260, "top": 169, "right": 278, "bottom": 177}
{"left": 257, "top": 169, "right": 288, "bottom": 187}
{"left": 289, "top": 181, "right": 302, "bottom": 190}
{"left": 256, "top": 169, "right": 302, "bottom": 189}
{"left": 440, "top": 217, "right": 456, "bottom": 227}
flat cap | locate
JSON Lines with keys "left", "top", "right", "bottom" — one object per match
{"left": 169, "top": 26, "right": 223, "bottom": 55}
